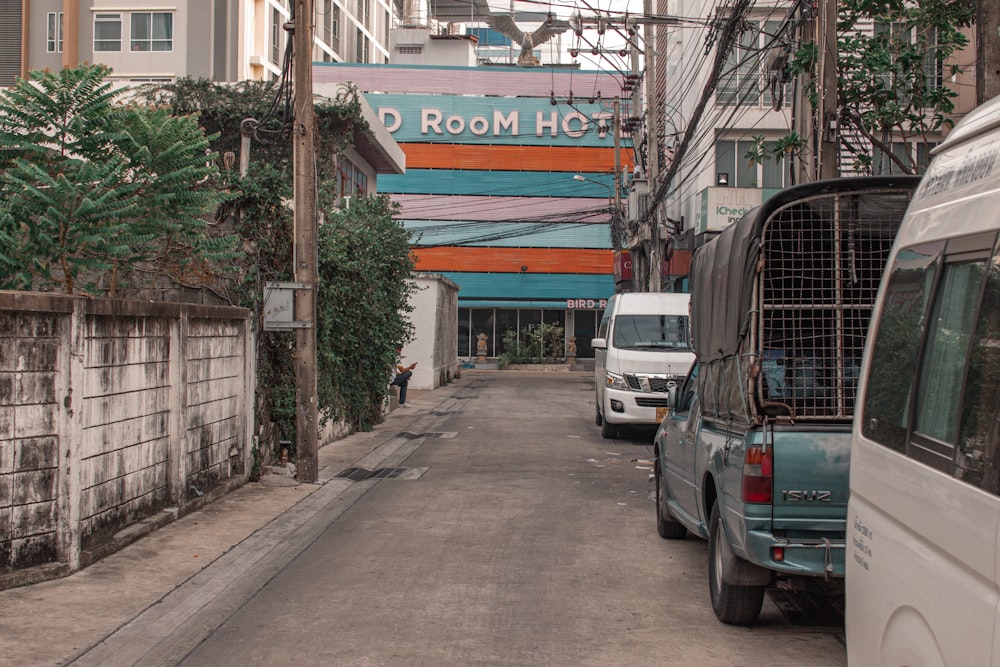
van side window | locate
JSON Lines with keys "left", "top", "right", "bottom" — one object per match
{"left": 862, "top": 241, "right": 942, "bottom": 453}
{"left": 863, "top": 233, "right": 1000, "bottom": 496}
{"left": 957, "top": 253, "right": 1000, "bottom": 494}
{"left": 911, "top": 258, "right": 988, "bottom": 471}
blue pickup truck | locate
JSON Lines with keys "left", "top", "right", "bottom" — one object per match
{"left": 653, "top": 177, "right": 919, "bottom": 625}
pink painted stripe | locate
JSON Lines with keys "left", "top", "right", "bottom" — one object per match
{"left": 314, "top": 64, "right": 625, "bottom": 100}
{"left": 393, "top": 194, "right": 612, "bottom": 223}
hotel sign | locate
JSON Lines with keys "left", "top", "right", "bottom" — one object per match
{"left": 372, "top": 93, "right": 618, "bottom": 147}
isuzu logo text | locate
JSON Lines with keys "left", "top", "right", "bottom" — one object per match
{"left": 781, "top": 490, "right": 832, "bottom": 502}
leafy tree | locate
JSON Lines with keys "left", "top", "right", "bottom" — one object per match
{"left": 135, "top": 78, "right": 370, "bottom": 183}
{"left": 316, "top": 192, "right": 415, "bottom": 431}
{"left": 752, "top": 0, "right": 975, "bottom": 176}
{"left": 0, "top": 65, "right": 137, "bottom": 292}
{"left": 834, "top": 0, "right": 975, "bottom": 174}
{"left": 111, "top": 106, "right": 238, "bottom": 296}
{"left": 0, "top": 64, "right": 236, "bottom": 294}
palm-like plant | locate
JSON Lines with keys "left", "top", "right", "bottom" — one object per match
{"left": 0, "top": 64, "right": 236, "bottom": 295}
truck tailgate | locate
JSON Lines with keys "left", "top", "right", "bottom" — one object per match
{"left": 768, "top": 426, "right": 851, "bottom": 533}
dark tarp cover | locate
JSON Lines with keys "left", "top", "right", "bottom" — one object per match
{"left": 690, "top": 176, "right": 922, "bottom": 364}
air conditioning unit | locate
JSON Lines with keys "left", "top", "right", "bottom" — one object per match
{"left": 249, "top": 55, "right": 264, "bottom": 66}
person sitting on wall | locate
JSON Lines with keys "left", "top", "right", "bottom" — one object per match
{"left": 391, "top": 349, "right": 417, "bottom": 407}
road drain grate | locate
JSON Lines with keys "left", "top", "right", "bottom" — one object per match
{"left": 335, "top": 467, "right": 409, "bottom": 482}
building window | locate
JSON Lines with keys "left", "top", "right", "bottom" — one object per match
{"left": 356, "top": 28, "right": 365, "bottom": 62}
{"left": 362, "top": 0, "right": 371, "bottom": 27}
{"left": 320, "top": 0, "right": 333, "bottom": 44}
{"left": 271, "top": 8, "right": 282, "bottom": 64}
{"left": 47, "top": 12, "right": 64, "bottom": 53}
{"left": 718, "top": 20, "right": 785, "bottom": 108}
{"left": 94, "top": 13, "right": 123, "bottom": 52}
{"left": 457, "top": 309, "right": 577, "bottom": 359}
{"left": 332, "top": 6, "right": 341, "bottom": 50}
{"left": 875, "top": 22, "right": 943, "bottom": 97}
{"left": 715, "top": 139, "right": 787, "bottom": 189}
{"left": 131, "top": 12, "right": 173, "bottom": 52}
{"left": 397, "top": 45, "right": 422, "bottom": 55}
{"left": 873, "top": 140, "right": 937, "bottom": 175}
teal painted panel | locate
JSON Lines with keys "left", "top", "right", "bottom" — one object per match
{"left": 371, "top": 93, "right": 625, "bottom": 148}
{"left": 404, "top": 220, "right": 612, "bottom": 249}
{"left": 381, "top": 170, "right": 616, "bottom": 198}
{"left": 440, "top": 272, "right": 614, "bottom": 300}
{"left": 460, "top": 300, "right": 586, "bottom": 308}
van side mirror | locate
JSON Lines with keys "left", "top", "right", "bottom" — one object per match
{"left": 592, "top": 337, "right": 607, "bottom": 350}
{"left": 668, "top": 386, "right": 678, "bottom": 409}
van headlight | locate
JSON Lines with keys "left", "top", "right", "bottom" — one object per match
{"left": 605, "top": 372, "right": 629, "bottom": 391}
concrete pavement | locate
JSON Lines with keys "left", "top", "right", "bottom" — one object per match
{"left": 0, "top": 379, "right": 453, "bottom": 667}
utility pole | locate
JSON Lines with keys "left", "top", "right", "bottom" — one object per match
{"left": 644, "top": 0, "right": 661, "bottom": 292}
{"left": 292, "top": 0, "right": 319, "bottom": 483}
{"left": 626, "top": 16, "right": 649, "bottom": 292}
{"left": 796, "top": 0, "right": 838, "bottom": 181}
{"left": 816, "top": 0, "right": 838, "bottom": 179}
{"left": 977, "top": 0, "right": 1000, "bottom": 103}
{"left": 613, "top": 99, "right": 623, "bottom": 250}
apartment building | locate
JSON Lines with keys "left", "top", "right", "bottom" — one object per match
{"left": 1, "top": 0, "right": 397, "bottom": 87}
{"left": 657, "top": 0, "right": 976, "bottom": 251}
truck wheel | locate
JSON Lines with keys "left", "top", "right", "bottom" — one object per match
{"left": 655, "top": 459, "right": 687, "bottom": 539}
{"left": 708, "top": 501, "right": 766, "bottom": 625}
{"left": 601, "top": 418, "right": 618, "bottom": 439}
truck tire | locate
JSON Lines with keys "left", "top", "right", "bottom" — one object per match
{"left": 708, "top": 501, "right": 766, "bottom": 625}
{"left": 601, "top": 418, "right": 618, "bottom": 439}
{"left": 655, "top": 458, "right": 688, "bottom": 539}
{"left": 595, "top": 407, "right": 603, "bottom": 426}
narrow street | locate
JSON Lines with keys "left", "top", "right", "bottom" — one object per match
{"left": 76, "top": 370, "right": 846, "bottom": 666}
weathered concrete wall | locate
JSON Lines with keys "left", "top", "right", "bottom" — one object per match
{"left": 0, "top": 305, "right": 63, "bottom": 577}
{"left": 407, "top": 274, "right": 460, "bottom": 390}
{"left": 0, "top": 292, "right": 254, "bottom": 584}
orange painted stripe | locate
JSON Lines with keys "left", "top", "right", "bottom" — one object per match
{"left": 413, "top": 247, "right": 613, "bottom": 274}
{"left": 399, "top": 143, "right": 635, "bottom": 173}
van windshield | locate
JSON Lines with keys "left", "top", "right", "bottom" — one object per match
{"left": 613, "top": 314, "right": 691, "bottom": 350}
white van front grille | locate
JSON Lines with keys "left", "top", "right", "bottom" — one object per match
{"left": 625, "top": 374, "right": 680, "bottom": 393}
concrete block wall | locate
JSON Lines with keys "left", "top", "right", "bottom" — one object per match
{"left": 406, "top": 273, "right": 460, "bottom": 390}
{"left": 81, "top": 315, "right": 172, "bottom": 550}
{"left": 184, "top": 318, "right": 248, "bottom": 498}
{"left": 0, "top": 292, "right": 253, "bottom": 582}
{"left": 0, "top": 308, "right": 62, "bottom": 575}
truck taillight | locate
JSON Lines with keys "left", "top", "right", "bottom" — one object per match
{"left": 741, "top": 445, "right": 772, "bottom": 503}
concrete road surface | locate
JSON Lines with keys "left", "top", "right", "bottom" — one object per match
{"left": 3, "top": 370, "right": 847, "bottom": 666}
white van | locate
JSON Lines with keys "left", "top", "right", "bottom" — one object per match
{"left": 847, "top": 94, "right": 1000, "bottom": 666}
{"left": 592, "top": 292, "right": 694, "bottom": 439}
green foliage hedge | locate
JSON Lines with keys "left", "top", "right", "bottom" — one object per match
{"left": 1, "top": 66, "right": 417, "bottom": 464}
